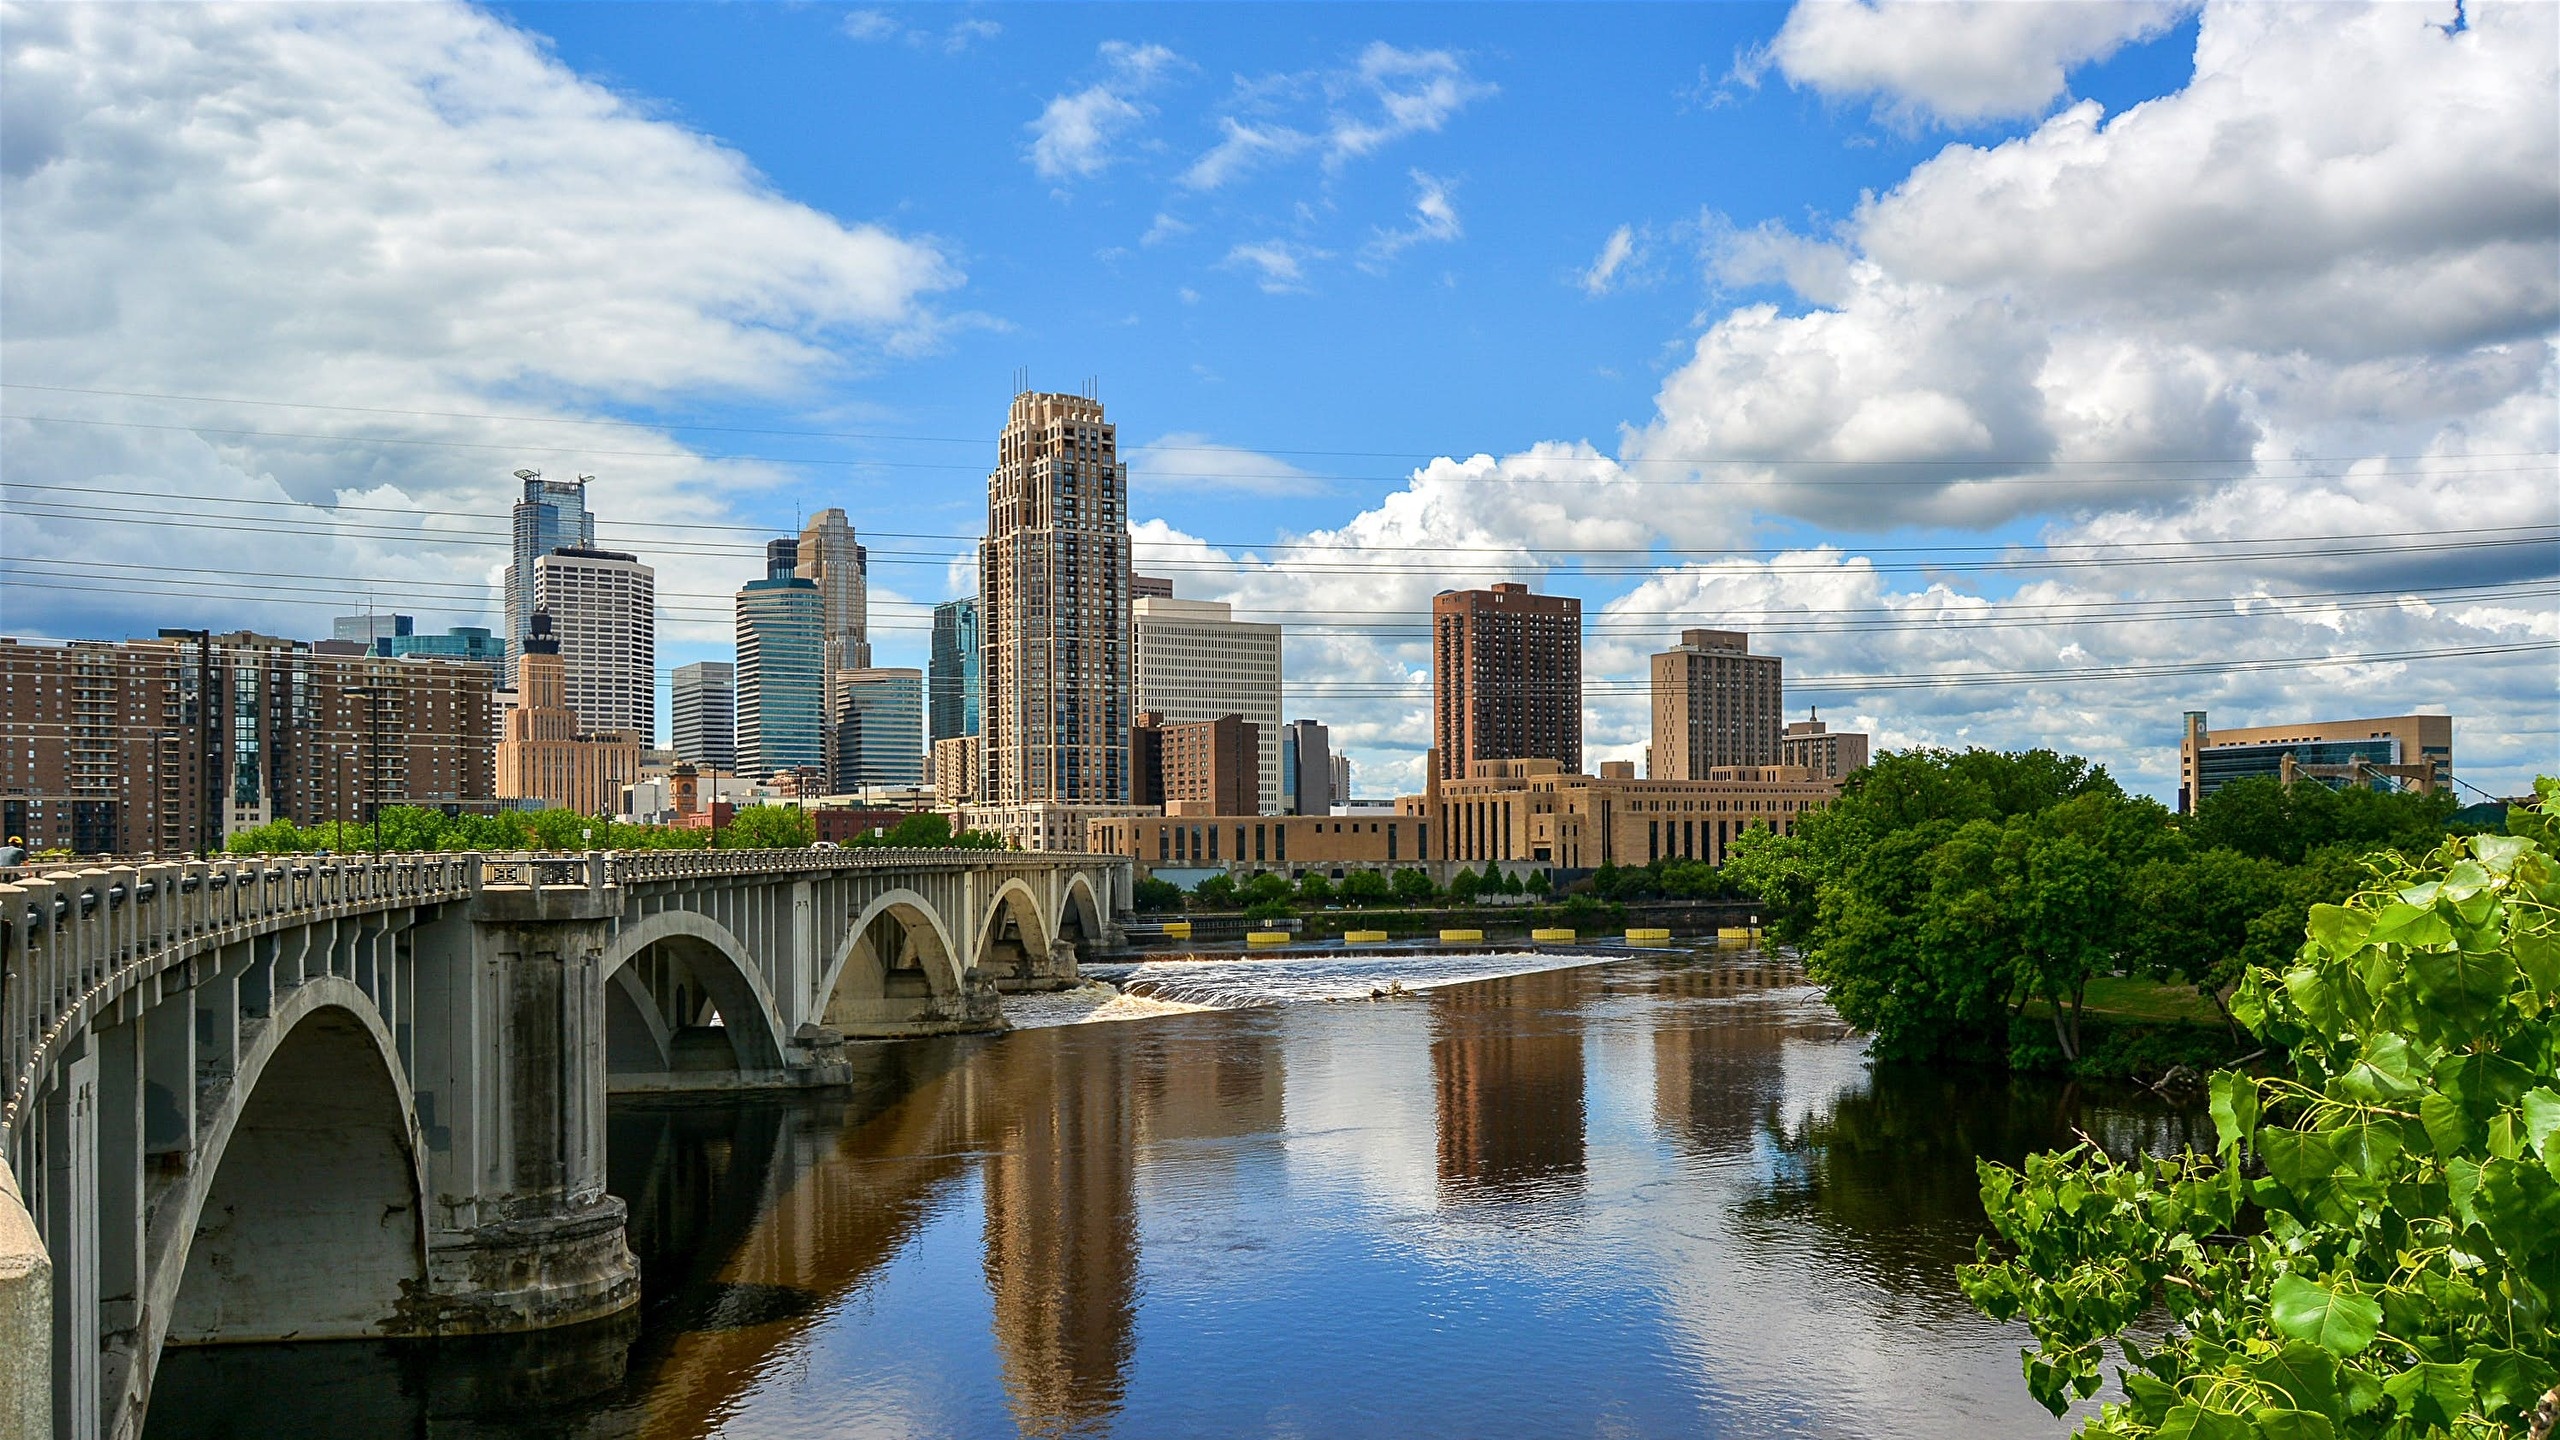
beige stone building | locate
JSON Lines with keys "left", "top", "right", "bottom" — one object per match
{"left": 956, "top": 801, "right": 1153, "bottom": 854}
{"left": 2178, "top": 710, "right": 2453, "bottom": 812}
{"left": 934, "top": 734, "right": 982, "bottom": 806}
{"left": 494, "top": 617, "right": 642, "bottom": 817}
{"left": 1781, "top": 710, "right": 1870, "bottom": 780}
{"left": 979, "top": 390, "right": 1133, "bottom": 805}
{"left": 1408, "top": 756, "right": 1835, "bottom": 868}
{"left": 1088, "top": 811, "right": 1430, "bottom": 873}
{"left": 1651, "top": 629, "right": 1783, "bottom": 776}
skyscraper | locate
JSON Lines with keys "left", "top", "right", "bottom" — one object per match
{"left": 503, "top": 469, "right": 596, "bottom": 669}
{"left": 796, "top": 508, "right": 872, "bottom": 674}
{"left": 494, "top": 613, "right": 642, "bottom": 816}
{"left": 332, "top": 613, "right": 413, "bottom": 646}
{"left": 1133, "top": 596, "right": 1284, "bottom": 813}
{"left": 833, "top": 667, "right": 925, "bottom": 791}
{"left": 1650, "top": 629, "right": 1782, "bottom": 777}
{"left": 1279, "top": 718, "right": 1332, "bottom": 816}
{"left": 672, "top": 661, "right": 736, "bottom": 772}
{"left": 1431, "top": 582, "right": 1581, "bottom": 782}
{"left": 930, "top": 597, "right": 982, "bottom": 743}
{"left": 979, "top": 390, "right": 1133, "bottom": 804}
{"left": 533, "top": 547, "right": 657, "bottom": 745}
{"left": 735, "top": 539, "right": 826, "bottom": 780}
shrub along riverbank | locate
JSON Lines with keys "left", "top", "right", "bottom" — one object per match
{"left": 1721, "top": 748, "right": 2490, "bottom": 1084}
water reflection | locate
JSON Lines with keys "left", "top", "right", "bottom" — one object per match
{"left": 148, "top": 950, "right": 2198, "bottom": 1440}
{"left": 1431, "top": 966, "right": 1589, "bottom": 1200}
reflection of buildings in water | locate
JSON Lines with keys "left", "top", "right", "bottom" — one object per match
{"left": 977, "top": 1026, "right": 1143, "bottom": 1438}
{"left": 614, "top": 1041, "right": 987, "bottom": 1440}
{"left": 1430, "top": 967, "right": 1590, "bottom": 1198}
{"left": 1131, "top": 1021, "right": 1286, "bottom": 1147}
{"left": 1649, "top": 959, "right": 1814, "bottom": 1162}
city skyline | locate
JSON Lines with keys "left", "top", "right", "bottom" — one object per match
{"left": 2, "top": 2, "right": 2550, "bottom": 803}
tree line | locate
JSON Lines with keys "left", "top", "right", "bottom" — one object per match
{"left": 1721, "top": 749, "right": 2476, "bottom": 1067}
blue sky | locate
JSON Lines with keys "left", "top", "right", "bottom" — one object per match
{"left": 4, "top": 1, "right": 2552, "bottom": 799}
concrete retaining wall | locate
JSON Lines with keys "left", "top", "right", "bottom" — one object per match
{"left": 0, "top": 1155, "right": 49, "bottom": 1440}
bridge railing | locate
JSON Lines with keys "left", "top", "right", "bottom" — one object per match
{"left": 0, "top": 854, "right": 475, "bottom": 1148}
{"left": 603, "top": 847, "right": 1121, "bottom": 884}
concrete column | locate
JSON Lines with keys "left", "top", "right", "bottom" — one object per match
{"left": 43, "top": 1043, "right": 97, "bottom": 1440}
{"left": 0, "top": 1154, "right": 48, "bottom": 1440}
{"left": 399, "top": 882, "right": 636, "bottom": 1337}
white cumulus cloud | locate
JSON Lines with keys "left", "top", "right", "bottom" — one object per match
{"left": 1752, "top": 0, "right": 2194, "bottom": 128}
{"left": 1026, "top": 41, "right": 1183, "bottom": 182}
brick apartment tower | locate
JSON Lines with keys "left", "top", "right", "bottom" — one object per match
{"left": 1650, "top": 629, "right": 1783, "bottom": 776}
{"left": 1431, "top": 582, "right": 1582, "bottom": 783}
{"left": 979, "top": 390, "right": 1133, "bottom": 803}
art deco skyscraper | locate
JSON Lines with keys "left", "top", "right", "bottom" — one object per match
{"left": 503, "top": 468, "right": 595, "bottom": 670}
{"left": 797, "top": 507, "right": 871, "bottom": 674}
{"left": 979, "top": 390, "right": 1133, "bottom": 803}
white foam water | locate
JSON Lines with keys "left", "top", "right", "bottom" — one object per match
{"left": 1002, "top": 949, "right": 1620, "bottom": 1028}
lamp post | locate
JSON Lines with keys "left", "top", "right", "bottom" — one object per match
{"left": 345, "top": 684, "right": 385, "bottom": 856}
{"left": 157, "top": 627, "right": 215, "bottom": 859}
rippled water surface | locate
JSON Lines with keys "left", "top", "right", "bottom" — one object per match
{"left": 149, "top": 950, "right": 2202, "bottom": 1439}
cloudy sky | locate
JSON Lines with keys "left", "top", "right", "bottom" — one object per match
{"left": 4, "top": 0, "right": 2553, "bottom": 801}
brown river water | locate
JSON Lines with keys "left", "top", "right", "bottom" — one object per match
{"left": 147, "top": 948, "right": 2202, "bottom": 1439}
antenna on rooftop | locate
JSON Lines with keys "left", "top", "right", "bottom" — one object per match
{"left": 1012, "top": 365, "right": 1030, "bottom": 396}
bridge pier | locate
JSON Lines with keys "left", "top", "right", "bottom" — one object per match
{"left": 399, "top": 873, "right": 637, "bottom": 1336}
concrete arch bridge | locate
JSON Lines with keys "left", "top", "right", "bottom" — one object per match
{"left": 0, "top": 846, "right": 1129, "bottom": 1440}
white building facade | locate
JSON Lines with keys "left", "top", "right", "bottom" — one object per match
{"left": 1135, "top": 597, "right": 1284, "bottom": 813}
{"left": 532, "top": 547, "right": 657, "bottom": 746}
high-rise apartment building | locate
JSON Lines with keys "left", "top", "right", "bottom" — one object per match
{"left": 929, "top": 598, "right": 982, "bottom": 743}
{"left": 1133, "top": 712, "right": 1259, "bottom": 815}
{"left": 494, "top": 614, "right": 642, "bottom": 816}
{"left": 503, "top": 469, "right": 596, "bottom": 669}
{"left": 1651, "top": 629, "right": 1783, "bottom": 777}
{"left": 1, "top": 633, "right": 493, "bottom": 853}
{"left": 1431, "top": 583, "right": 1582, "bottom": 782}
{"left": 1782, "top": 710, "right": 1869, "bottom": 780}
{"left": 1279, "top": 718, "right": 1332, "bottom": 815}
{"left": 672, "top": 661, "right": 736, "bottom": 773}
{"left": 1134, "top": 597, "right": 1283, "bottom": 813}
{"left": 533, "top": 547, "right": 657, "bottom": 746}
{"left": 979, "top": 390, "right": 1133, "bottom": 804}
{"left": 833, "top": 667, "right": 925, "bottom": 791}
{"left": 735, "top": 539, "right": 827, "bottom": 780}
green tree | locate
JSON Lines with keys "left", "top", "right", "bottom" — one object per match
{"left": 2188, "top": 775, "right": 2458, "bottom": 866}
{"left": 1447, "top": 866, "right": 1484, "bottom": 904}
{"left": 1295, "top": 871, "right": 1336, "bottom": 904}
{"left": 1342, "top": 870, "right": 1391, "bottom": 905}
{"left": 1243, "top": 898, "right": 1294, "bottom": 924}
{"left": 1499, "top": 867, "right": 1525, "bottom": 896}
{"left": 1524, "top": 868, "right": 1551, "bottom": 897}
{"left": 716, "top": 805, "right": 814, "bottom": 849}
{"left": 1131, "top": 876, "right": 1183, "bottom": 913}
{"left": 1390, "top": 867, "right": 1437, "bottom": 904}
{"left": 1245, "top": 870, "right": 1294, "bottom": 905}
{"left": 1192, "top": 872, "right": 1239, "bottom": 909}
{"left": 1963, "top": 789, "right": 2560, "bottom": 1438}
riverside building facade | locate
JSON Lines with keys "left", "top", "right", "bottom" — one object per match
{"left": 1410, "top": 757, "right": 1835, "bottom": 868}
{"left": 1, "top": 632, "right": 495, "bottom": 854}
{"left": 979, "top": 390, "right": 1133, "bottom": 810}
{"left": 532, "top": 547, "right": 657, "bottom": 746}
{"left": 1432, "top": 583, "right": 1582, "bottom": 782}
{"left": 1651, "top": 629, "right": 1783, "bottom": 776}
{"left": 1133, "top": 597, "right": 1283, "bottom": 810}
{"left": 2178, "top": 710, "right": 2454, "bottom": 811}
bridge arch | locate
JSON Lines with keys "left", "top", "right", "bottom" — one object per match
{"left": 601, "top": 910, "right": 789, "bottom": 1072}
{"left": 815, "top": 888, "right": 966, "bottom": 1033}
{"left": 1060, "top": 872, "right": 1107, "bottom": 955}
{"left": 145, "top": 978, "right": 428, "bottom": 1381}
{"left": 973, "top": 877, "right": 1053, "bottom": 988}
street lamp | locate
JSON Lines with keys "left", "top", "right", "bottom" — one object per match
{"left": 345, "top": 684, "right": 385, "bottom": 856}
{"left": 157, "top": 627, "right": 214, "bottom": 859}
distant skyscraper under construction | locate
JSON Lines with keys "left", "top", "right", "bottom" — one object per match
{"left": 979, "top": 390, "right": 1133, "bottom": 803}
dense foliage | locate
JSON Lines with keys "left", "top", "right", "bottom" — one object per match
{"left": 1961, "top": 784, "right": 2560, "bottom": 1439}
{"left": 222, "top": 802, "right": 1005, "bottom": 855}
{"left": 1720, "top": 752, "right": 2467, "bottom": 1066}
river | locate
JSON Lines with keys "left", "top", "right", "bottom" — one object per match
{"left": 147, "top": 947, "right": 2202, "bottom": 1439}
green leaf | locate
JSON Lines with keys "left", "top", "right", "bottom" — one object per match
{"left": 2305, "top": 903, "right": 2370, "bottom": 954}
{"left": 2419, "top": 1091, "right": 2473, "bottom": 1159}
{"left": 2472, "top": 832, "right": 2531, "bottom": 874}
{"left": 2379, "top": 1360, "right": 2474, "bottom": 1430}
{"left": 2470, "top": 1346, "right": 2560, "bottom": 1424}
{"left": 2248, "top": 1409, "right": 2336, "bottom": 1440}
{"left": 2327, "top": 1120, "right": 2402, "bottom": 1183}
{"left": 2269, "top": 1275, "right": 2381, "bottom": 1357}
{"left": 2522, "top": 1086, "right": 2560, "bottom": 1157}
{"left": 2260, "top": 1130, "right": 2343, "bottom": 1213}
{"left": 2250, "top": 1342, "right": 2343, "bottom": 1420}
{"left": 2154, "top": 1404, "right": 2257, "bottom": 1440}
{"left": 2210, "top": 1071, "right": 2260, "bottom": 1156}
{"left": 2367, "top": 900, "right": 2452, "bottom": 948}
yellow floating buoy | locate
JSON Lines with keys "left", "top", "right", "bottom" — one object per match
{"left": 1162, "top": 921, "right": 1193, "bottom": 940}
{"left": 1439, "top": 928, "right": 1485, "bottom": 944}
{"left": 1246, "top": 930, "right": 1290, "bottom": 947}
{"left": 1343, "top": 929, "right": 1390, "bottom": 943}
{"left": 1626, "top": 927, "right": 1672, "bottom": 945}
{"left": 1530, "top": 927, "right": 1576, "bottom": 943}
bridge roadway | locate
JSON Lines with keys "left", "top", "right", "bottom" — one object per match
{"left": 0, "top": 845, "right": 1131, "bottom": 1440}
